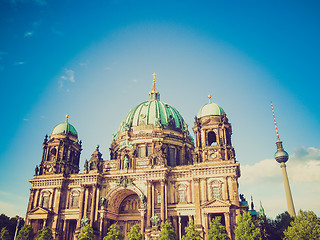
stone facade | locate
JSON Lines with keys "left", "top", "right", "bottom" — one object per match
{"left": 25, "top": 79, "right": 246, "bottom": 239}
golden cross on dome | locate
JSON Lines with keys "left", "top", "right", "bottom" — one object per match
{"left": 66, "top": 114, "right": 69, "bottom": 122}
{"left": 208, "top": 94, "right": 212, "bottom": 103}
{"left": 152, "top": 72, "right": 157, "bottom": 80}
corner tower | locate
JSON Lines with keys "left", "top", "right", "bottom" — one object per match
{"left": 38, "top": 115, "right": 82, "bottom": 175}
{"left": 193, "top": 95, "right": 235, "bottom": 163}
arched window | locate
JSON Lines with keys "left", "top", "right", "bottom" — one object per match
{"left": 168, "top": 148, "right": 176, "bottom": 166}
{"left": 210, "top": 180, "right": 222, "bottom": 200}
{"left": 70, "top": 190, "right": 80, "bottom": 208}
{"left": 208, "top": 131, "right": 217, "bottom": 146}
{"left": 41, "top": 191, "right": 50, "bottom": 208}
{"left": 177, "top": 184, "right": 187, "bottom": 203}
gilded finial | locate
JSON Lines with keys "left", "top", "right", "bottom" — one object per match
{"left": 208, "top": 94, "right": 212, "bottom": 103}
{"left": 66, "top": 114, "right": 69, "bottom": 122}
{"left": 151, "top": 73, "right": 157, "bottom": 92}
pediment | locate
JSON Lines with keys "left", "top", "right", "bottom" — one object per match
{"left": 28, "top": 206, "right": 52, "bottom": 215}
{"left": 201, "top": 199, "right": 231, "bottom": 209}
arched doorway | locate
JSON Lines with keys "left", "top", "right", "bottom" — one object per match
{"left": 106, "top": 188, "right": 142, "bottom": 238}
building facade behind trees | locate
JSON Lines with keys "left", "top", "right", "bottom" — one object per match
{"left": 25, "top": 77, "right": 247, "bottom": 239}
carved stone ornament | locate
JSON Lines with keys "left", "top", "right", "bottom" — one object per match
{"left": 81, "top": 216, "right": 90, "bottom": 227}
{"left": 116, "top": 176, "right": 134, "bottom": 188}
{"left": 139, "top": 194, "right": 146, "bottom": 204}
{"left": 100, "top": 196, "right": 107, "bottom": 208}
{"left": 150, "top": 214, "right": 160, "bottom": 227}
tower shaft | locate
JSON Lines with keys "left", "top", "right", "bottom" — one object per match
{"left": 280, "top": 162, "right": 296, "bottom": 217}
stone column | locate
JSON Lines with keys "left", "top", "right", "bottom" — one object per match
{"left": 151, "top": 182, "right": 155, "bottom": 217}
{"left": 224, "top": 212, "right": 231, "bottom": 239}
{"left": 84, "top": 187, "right": 89, "bottom": 217}
{"left": 77, "top": 186, "right": 86, "bottom": 229}
{"left": 146, "top": 181, "right": 152, "bottom": 227}
{"left": 49, "top": 188, "right": 55, "bottom": 210}
{"left": 99, "top": 217, "right": 104, "bottom": 240}
{"left": 224, "top": 177, "right": 229, "bottom": 201}
{"left": 231, "top": 176, "right": 239, "bottom": 205}
{"left": 204, "top": 213, "right": 209, "bottom": 240}
{"left": 193, "top": 178, "right": 201, "bottom": 225}
{"left": 27, "top": 189, "right": 35, "bottom": 212}
{"left": 160, "top": 180, "right": 165, "bottom": 222}
{"left": 90, "top": 186, "right": 97, "bottom": 226}
{"left": 178, "top": 214, "right": 182, "bottom": 240}
{"left": 53, "top": 187, "right": 62, "bottom": 213}
{"left": 201, "top": 179, "right": 207, "bottom": 202}
{"left": 33, "top": 189, "right": 39, "bottom": 208}
{"left": 140, "top": 209, "right": 145, "bottom": 234}
{"left": 95, "top": 186, "right": 100, "bottom": 222}
{"left": 63, "top": 220, "right": 67, "bottom": 240}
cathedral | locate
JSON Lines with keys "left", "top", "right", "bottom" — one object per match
{"left": 25, "top": 75, "right": 247, "bottom": 239}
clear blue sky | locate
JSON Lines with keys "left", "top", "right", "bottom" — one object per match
{"left": 0, "top": 0, "right": 319, "bottom": 218}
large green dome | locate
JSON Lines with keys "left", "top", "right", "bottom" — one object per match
{"left": 197, "top": 96, "right": 225, "bottom": 118}
{"left": 51, "top": 116, "right": 78, "bottom": 138}
{"left": 116, "top": 79, "right": 189, "bottom": 137}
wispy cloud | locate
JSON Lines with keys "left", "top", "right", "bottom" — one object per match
{"left": 24, "top": 20, "right": 42, "bottom": 38}
{"left": 14, "top": 61, "right": 25, "bottom": 65}
{"left": 24, "top": 31, "right": 33, "bottom": 38}
{"left": 132, "top": 79, "right": 138, "bottom": 83}
{"left": 241, "top": 146, "right": 320, "bottom": 184}
{"left": 59, "top": 68, "right": 75, "bottom": 89}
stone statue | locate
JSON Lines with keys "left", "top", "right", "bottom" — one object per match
{"left": 81, "top": 216, "right": 90, "bottom": 227}
{"left": 34, "top": 165, "right": 39, "bottom": 176}
{"left": 123, "top": 156, "right": 129, "bottom": 169}
{"left": 139, "top": 194, "right": 146, "bottom": 204}
{"left": 84, "top": 160, "right": 88, "bottom": 173}
{"left": 100, "top": 196, "right": 107, "bottom": 208}
{"left": 240, "top": 194, "right": 246, "bottom": 202}
{"left": 150, "top": 214, "right": 160, "bottom": 228}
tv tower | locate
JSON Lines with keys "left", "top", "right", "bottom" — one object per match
{"left": 271, "top": 102, "right": 296, "bottom": 217}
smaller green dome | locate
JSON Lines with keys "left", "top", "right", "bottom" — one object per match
{"left": 51, "top": 118, "right": 78, "bottom": 138}
{"left": 197, "top": 96, "right": 225, "bottom": 118}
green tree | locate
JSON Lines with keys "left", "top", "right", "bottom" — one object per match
{"left": 16, "top": 225, "right": 34, "bottom": 240}
{"left": 234, "top": 211, "right": 261, "bottom": 240}
{"left": 36, "top": 226, "right": 53, "bottom": 240}
{"left": 265, "top": 211, "right": 293, "bottom": 240}
{"left": 126, "top": 224, "right": 142, "bottom": 240}
{"left": 208, "top": 217, "right": 229, "bottom": 240}
{"left": 0, "top": 227, "right": 10, "bottom": 240}
{"left": 158, "top": 220, "right": 176, "bottom": 240}
{"left": 284, "top": 210, "right": 320, "bottom": 240}
{"left": 181, "top": 221, "right": 201, "bottom": 240}
{"left": 78, "top": 225, "right": 94, "bottom": 240}
{"left": 0, "top": 214, "right": 25, "bottom": 239}
{"left": 103, "top": 223, "right": 123, "bottom": 240}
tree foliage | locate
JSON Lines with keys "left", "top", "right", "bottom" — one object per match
{"left": 158, "top": 220, "right": 176, "bottom": 240}
{"left": 234, "top": 211, "right": 261, "bottom": 240}
{"left": 78, "top": 225, "right": 95, "bottom": 240}
{"left": 261, "top": 211, "right": 293, "bottom": 240}
{"left": 16, "top": 225, "right": 34, "bottom": 240}
{"left": 103, "top": 223, "right": 123, "bottom": 240}
{"left": 208, "top": 217, "right": 230, "bottom": 240}
{"left": 0, "top": 227, "right": 10, "bottom": 240}
{"left": 284, "top": 210, "right": 320, "bottom": 240}
{"left": 181, "top": 221, "right": 201, "bottom": 240}
{"left": 126, "top": 224, "right": 142, "bottom": 240}
{"left": 0, "top": 214, "right": 24, "bottom": 239}
{"left": 36, "top": 226, "right": 53, "bottom": 240}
